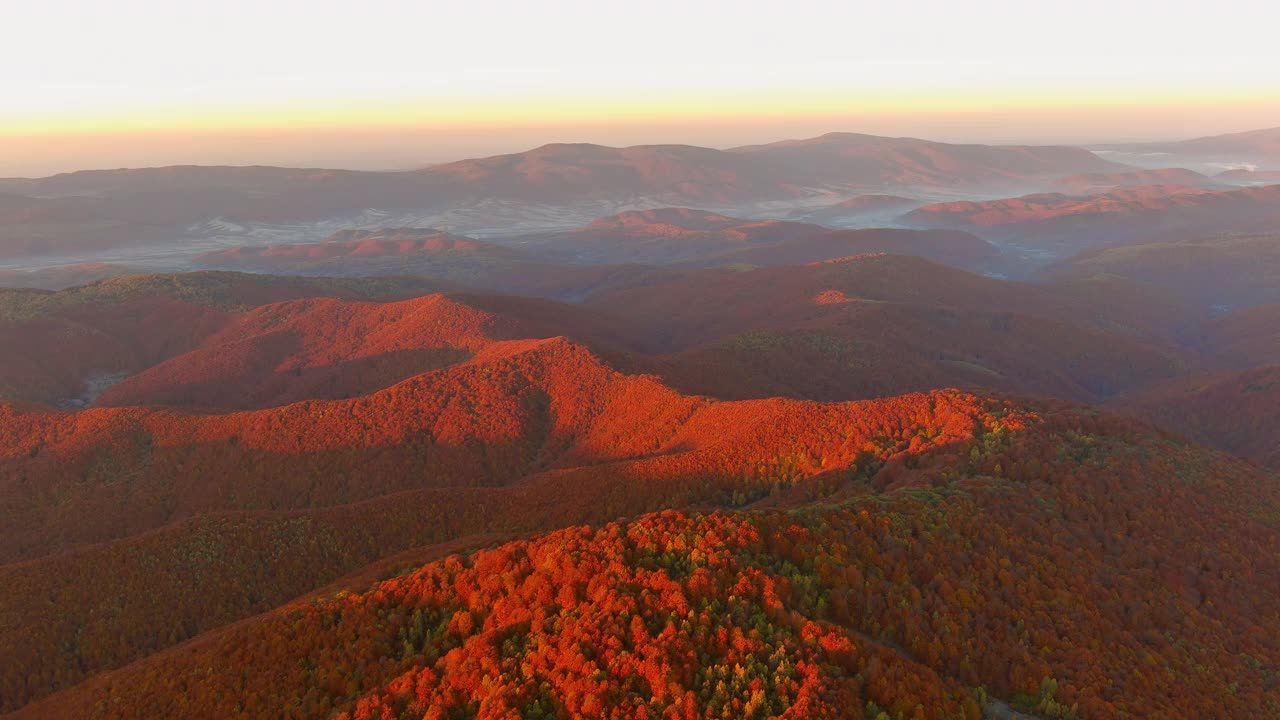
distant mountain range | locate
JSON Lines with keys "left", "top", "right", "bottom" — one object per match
{"left": 0, "top": 133, "right": 1119, "bottom": 206}
{"left": 0, "top": 132, "right": 1119, "bottom": 261}
{"left": 5, "top": 127, "right": 1280, "bottom": 268}
{"left": 1100, "top": 126, "right": 1280, "bottom": 160}
{"left": 1095, "top": 126, "right": 1280, "bottom": 171}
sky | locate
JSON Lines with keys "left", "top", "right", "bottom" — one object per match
{"left": 4, "top": 0, "right": 1279, "bottom": 176}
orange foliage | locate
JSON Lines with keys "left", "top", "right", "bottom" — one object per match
{"left": 0, "top": 332, "right": 1029, "bottom": 710}
{"left": 15, "top": 406, "right": 1280, "bottom": 719}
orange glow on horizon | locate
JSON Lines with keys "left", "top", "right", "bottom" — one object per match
{"left": 8, "top": 0, "right": 1277, "bottom": 176}
{"left": 5, "top": 91, "right": 1279, "bottom": 178}
{"left": 6, "top": 86, "right": 1280, "bottom": 138}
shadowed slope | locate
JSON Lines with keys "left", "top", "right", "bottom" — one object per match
{"left": 1198, "top": 304, "right": 1280, "bottom": 368}
{"left": 1115, "top": 365, "right": 1280, "bottom": 469}
{"left": 511, "top": 208, "right": 999, "bottom": 272}
{"left": 513, "top": 208, "right": 829, "bottom": 265}
{"left": 636, "top": 304, "right": 1183, "bottom": 404}
{"left": 1043, "top": 233, "right": 1280, "bottom": 312}
{"left": 195, "top": 228, "right": 686, "bottom": 302}
{"left": 194, "top": 228, "right": 529, "bottom": 280}
{"left": 784, "top": 193, "right": 924, "bottom": 226}
{"left": 711, "top": 228, "right": 998, "bottom": 273}
{"left": 587, "top": 254, "right": 1192, "bottom": 404}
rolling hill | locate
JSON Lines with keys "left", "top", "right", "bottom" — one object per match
{"left": 0, "top": 273, "right": 453, "bottom": 406}
{"left": 585, "top": 254, "right": 1193, "bottom": 403}
{"left": 193, "top": 212, "right": 1004, "bottom": 286}
{"left": 90, "top": 290, "right": 636, "bottom": 411}
{"left": 904, "top": 184, "right": 1280, "bottom": 255}
{"left": 420, "top": 143, "right": 779, "bottom": 204}
{"left": 1100, "top": 126, "right": 1280, "bottom": 167}
{"left": 92, "top": 294, "right": 509, "bottom": 410}
{"left": 785, "top": 193, "right": 923, "bottom": 225}
{"left": 195, "top": 228, "right": 529, "bottom": 277}
{"left": 710, "top": 228, "right": 999, "bottom": 273}
{"left": 587, "top": 252, "right": 1197, "bottom": 348}
{"left": 1050, "top": 167, "right": 1216, "bottom": 194}
{"left": 514, "top": 208, "right": 829, "bottom": 264}
{"left": 728, "top": 132, "right": 1119, "bottom": 191}
{"left": 513, "top": 208, "right": 997, "bottom": 270}
{"left": 432, "top": 134, "right": 1119, "bottom": 203}
{"left": 196, "top": 227, "right": 687, "bottom": 301}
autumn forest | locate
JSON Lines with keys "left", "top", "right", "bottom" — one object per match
{"left": 3, "top": 95, "right": 1280, "bottom": 719}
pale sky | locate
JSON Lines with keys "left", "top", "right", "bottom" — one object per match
{"left": 4, "top": 0, "right": 1279, "bottom": 175}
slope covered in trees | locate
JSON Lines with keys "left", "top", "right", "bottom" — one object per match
{"left": 1, "top": 255, "right": 1278, "bottom": 717}
{"left": 0, "top": 338, "right": 1032, "bottom": 710}
{"left": 1050, "top": 167, "right": 1215, "bottom": 194}
{"left": 726, "top": 132, "right": 1118, "bottom": 191}
{"left": 708, "top": 228, "right": 999, "bottom": 274}
{"left": 514, "top": 209, "right": 828, "bottom": 265}
{"left": 588, "top": 254, "right": 1192, "bottom": 404}
{"left": 631, "top": 305, "right": 1183, "bottom": 405}
{"left": 1198, "top": 304, "right": 1280, "bottom": 368}
{"left": 195, "top": 228, "right": 525, "bottom": 275}
{"left": 1115, "top": 365, "right": 1280, "bottom": 469}
{"left": 586, "top": 254, "right": 1198, "bottom": 345}
{"left": 16, "top": 400, "right": 1280, "bottom": 719}
{"left": 1044, "top": 233, "right": 1280, "bottom": 312}
{"left": 92, "top": 293, "right": 572, "bottom": 410}
{"left": 0, "top": 273, "right": 451, "bottom": 406}
{"left": 785, "top": 194, "right": 922, "bottom": 225}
